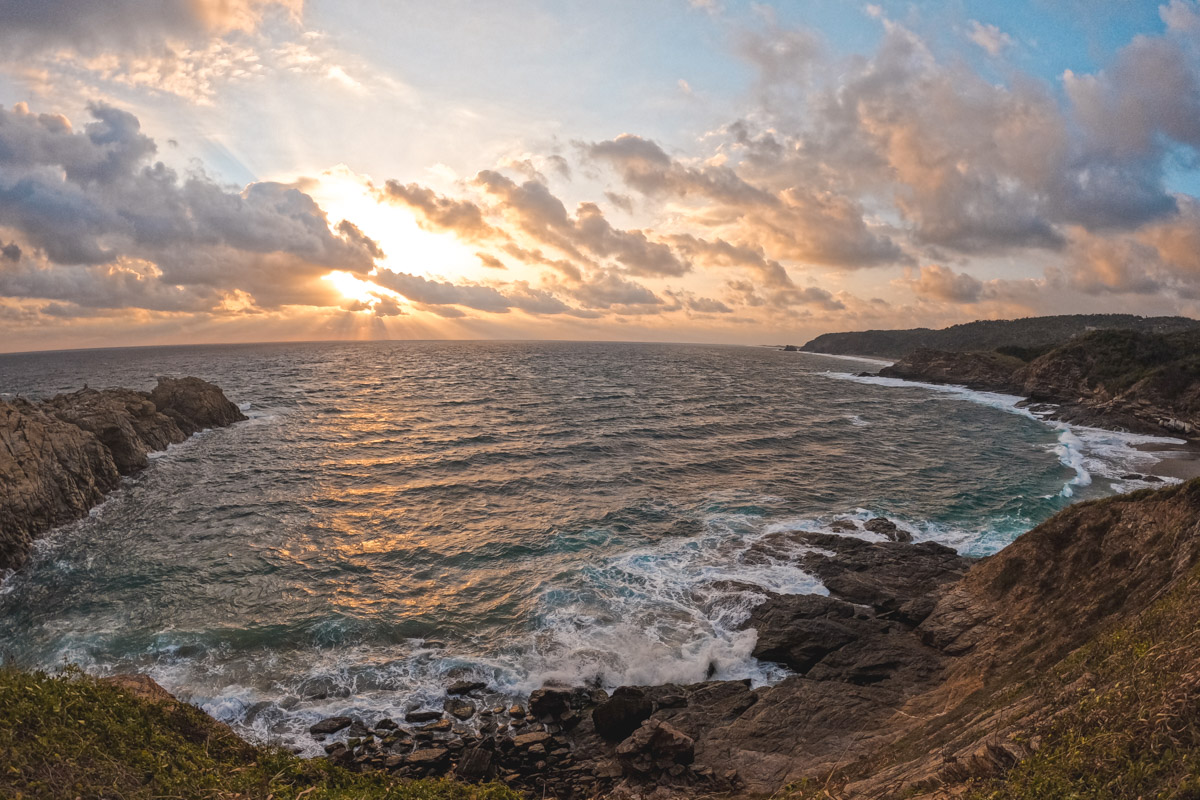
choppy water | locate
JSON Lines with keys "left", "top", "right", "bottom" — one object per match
{"left": 0, "top": 341, "right": 1180, "bottom": 753}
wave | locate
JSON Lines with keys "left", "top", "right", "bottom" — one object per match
{"left": 820, "top": 371, "right": 1183, "bottom": 499}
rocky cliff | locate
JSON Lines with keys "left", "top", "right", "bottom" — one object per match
{"left": 0, "top": 377, "right": 245, "bottom": 573}
{"left": 879, "top": 329, "right": 1200, "bottom": 437}
{"left": 800, "top": 314, "right": 1198, "bottom": 360}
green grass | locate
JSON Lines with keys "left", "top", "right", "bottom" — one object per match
{"left": 0, "top": 666, "right": 521, "bottom": 800}
{"left": 966, "top": 565, "right": 1200, "bottom": 800}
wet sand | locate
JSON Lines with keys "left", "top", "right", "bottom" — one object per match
{"left": 1136, "top": 440, "right": 1200, "bottom": 482}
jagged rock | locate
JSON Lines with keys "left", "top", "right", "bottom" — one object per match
{"left": 42, "top": 387, "right": 183, "bottom": 473}
{"left": 309, "top": 716, "right": 352, "bottom": 735}
{"left": 0, "top": 398, "right": 120, "bottom": 572}
{"left": 447, "top": 680, "right": 487, "bottom": 695}
{"left": 445, "top": 698, "right": 476, "bottom": 720}
{"left": 148, "top": 376, "right": 247, "bottom": 436}
{"left": 615, "top": 719, "right": 694, "bottom": 774}
{"left": 0, "top": 377, "right": 244, "bottom": 572}
{"left": 592, "top": 686, "right": 655, "bottom": 741}
{"left": 405, "top": 710, "right": 443, "bottom": 723}
{"left": 374, "top": 718, "right": 398, "bottom": 730}
{"left": 420, "top": 718, "right": 453, "bottom": 733}
{"left": 455, "top": 747, "right": 494, "bottom": 780}
{"left": 512, "top": 731, "right": 553, "bottom": 749}
{"left": 405, "top": 747, "right": 450, "bottom": 768}
{"left": 790, "top": 532, "right": 971, "bottom": 624}
{"left": 529, "top": 688, "right": 572, "bottom": 720}
{"left": 864, "top": 517, "right": 913, "bottom": 543}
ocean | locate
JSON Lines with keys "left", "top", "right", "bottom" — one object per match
{"left": 0, "top": 340, "right": 1181, "bottom": 754}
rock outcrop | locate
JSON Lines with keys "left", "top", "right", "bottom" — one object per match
{"left": 0, "top": 377, "right": 245, "bottom": 572}
{"left": 800, "top": 313, "right": 1198, "bottom": 360}
{"left": 879, "top": 329, "right": 1200, "bottom": 438}
{"left": 310, "top": 480, "right": 1200, "bottom": 798}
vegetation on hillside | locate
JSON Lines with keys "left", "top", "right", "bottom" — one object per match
{"left": 799, "top": 314, "right": 1198, "bottom": 359}
{"left": 0, "top": 666, "right": 519, "bottom": 800}
{"left": 966, "top": 560, "right": 1200, "bottom": 799}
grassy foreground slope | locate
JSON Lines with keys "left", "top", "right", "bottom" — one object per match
{"left": 0, "top": 667, "right": 518, "bottom": 800}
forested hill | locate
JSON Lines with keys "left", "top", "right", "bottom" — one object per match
{"left": 799, "top": 314, "right": 1199, "bottom": 359}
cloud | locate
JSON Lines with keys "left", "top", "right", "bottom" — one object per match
{"left": 897, "top": 265, "right": 984, "bottom": 303}
{"left": 966, "top": 21, "right": 1013, "bottom": 56}
{"left": 0, "top": 0, "right": 302, "bottom": 55}
{"left": 474, "top": 169, "right": 691, "bottom": 276}
{"left": 380, "top": 180, "right": 504, "bottom": 243}
{"left": 369, "top": 269, "right": 591, "bottom": 317}
{"left": 0, "top": 102, "right": 380, "bottom": 310}
{"left": 585, "top": 133, "right": 906, "bottom": 268}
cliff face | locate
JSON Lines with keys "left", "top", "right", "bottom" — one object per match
{"left": 878, "top": 329, "right": 1200, "bottom": 437}
{"left": 875, "top": 349, "right": 1025, "bottom": 394}
{"left": 800, "top": 314, "right": 1199, "bottom": 360}
{"left": 0, "top": 377, "right": 245, "bottom": 573}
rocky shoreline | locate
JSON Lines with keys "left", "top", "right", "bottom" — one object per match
{"left": 290, "top": 517, "right": 977, "bottom": 797}
{"left": 876, "top": 343, "right": 1200, "bottom": 439}
{"left": 282, "top": 477, "right": 1200, "bottom": 798}
{"left": 0, "top": 377, "right": 246, "bottom": 573}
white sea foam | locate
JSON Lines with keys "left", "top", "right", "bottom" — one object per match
{"left": 821, "top": 371, "right": 1183, "bottom": 500}
{"left": 800, "top": 352, "right": 895, "bottom": 367}
{"left": 132, "top": 504, "right": 832, "bottom": 755}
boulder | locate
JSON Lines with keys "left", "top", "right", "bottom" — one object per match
{"left": 405, "top": 710, "right": 443, "bottom": 723}
{"left": 529, "top": 687, "right": 572, "bottom": 720}
{"left": 592, "top": 686, "right": 654, "bottom": 741}
{"left": 615, "top": 719, "right": 694, "bottom": 774}
{"left": 309, "top": 716, "right": 352, "bottom": 735}
{"left": 864, "top": 517, "right": 913, "bottom": 544}
{"left": 447, "top": 680, "right": 487, "bottom": 695}
{"left": 445, "top": 698, "right": 476, "bottom": 720}
{"left": 148, "top": 376, "right": 247, "bottom": 436}
{"left": 512, "top": 731, "right": 553, "bottom": 749}
{"left": 455, "top": 746, "right": 494, "bottom": 781}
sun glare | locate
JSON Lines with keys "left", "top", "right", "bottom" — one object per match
{"left": 311, "top": 166, "right": 482, "bottom": 278}
{"left": 322, "top": 270, "right": 379, "bottom": 304}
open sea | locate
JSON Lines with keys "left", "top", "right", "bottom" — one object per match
{"left": 0, "top": 340, "right": 1182, "bottom": 753}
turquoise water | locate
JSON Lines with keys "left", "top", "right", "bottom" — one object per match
{"left": 0, "top": 341, "right": 1175, "bottom": 753}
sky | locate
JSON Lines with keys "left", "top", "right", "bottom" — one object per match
{"left": 1, "top": 1, "right": 1199, "bottom": 352}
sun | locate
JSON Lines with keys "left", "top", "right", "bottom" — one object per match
{"left": 322, "top": 270, "right": 380, "bottom": 304}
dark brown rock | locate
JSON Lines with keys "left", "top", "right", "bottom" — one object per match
{"left": 148, "top": 376, "right": 247, "bottom": 436}
{"left": 0, "top": 398, "right": 119, "bottom": 572}
{"left": 592, "top": 686, "right": 654, "bottom": 741}
{"left": 447, "top": 680, "right": 487, "bottom": 695}
{"left": 529, "top": 687, "right": 572, "bottom": 720}
{"left": 405, "top": 710, "right": 443, "bottom": 723}
{"left": 0, "top": 377, "right": 244, "bottom": 573}
{"left": 445, "top": 698, "right": 476, "bottom": 720}
{"left": 309, "top": 716, "right": 353, "bottom": 735}
{"left": 455, "top": 747, "right": 494, "bottom": 781}
{"left": 615, "top": 719, "right": 694, "bottom": 774}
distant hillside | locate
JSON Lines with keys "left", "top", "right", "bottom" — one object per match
{"left": 879, "top": 327, "right": 1200, "bottom": 436}
{"left": 800, "top": 314, "right": 1200, "bottom": 359}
